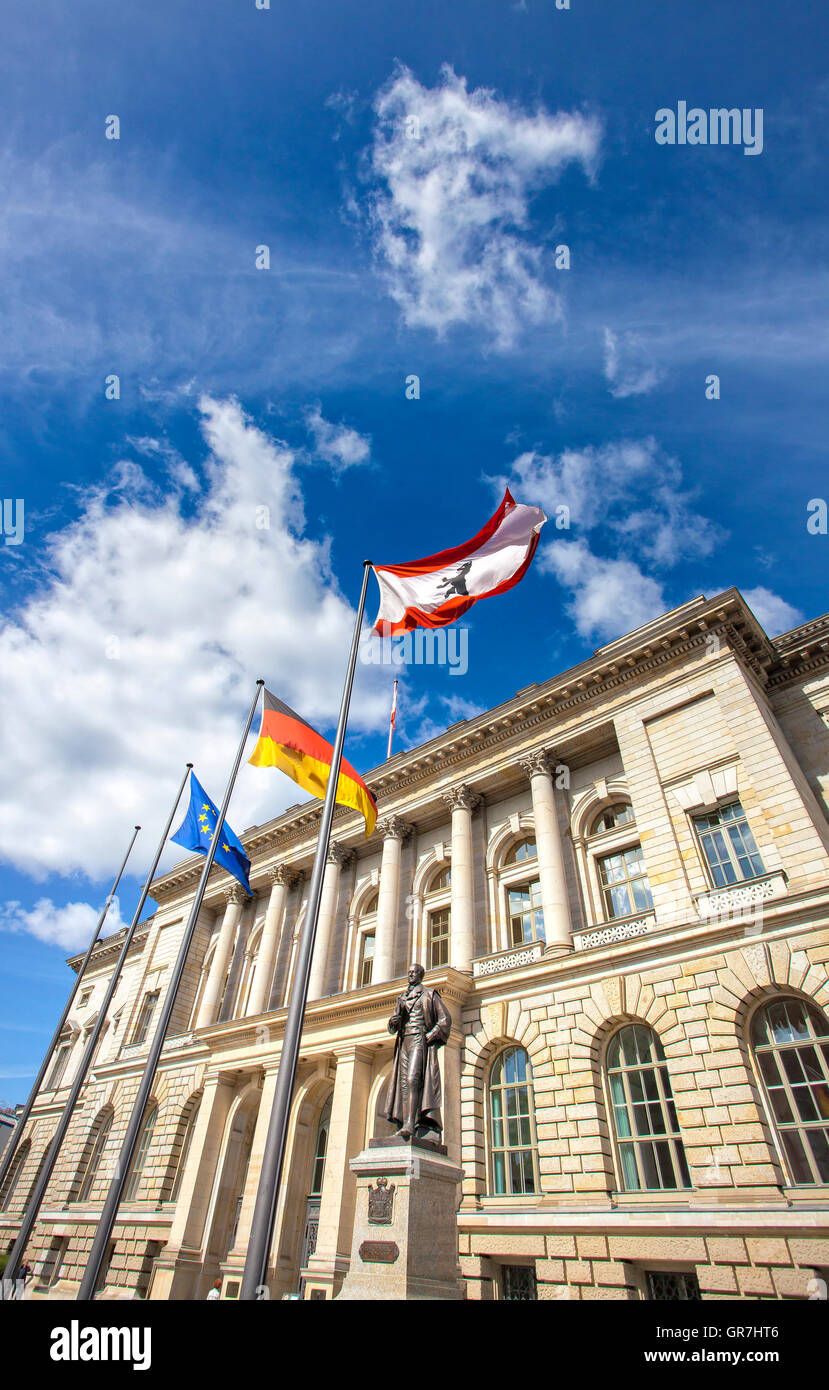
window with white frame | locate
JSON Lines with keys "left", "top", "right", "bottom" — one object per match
{"left": 132, "top": 991, "right": 159, "bottom": 1045}
{"left": 693, "top": 799, "right": 765, "bottom": 888}
{"left": 425, "top": 865, "right": 451, "bottom": 968}
{"left": 501, "top": 837, "right": 544, "bottom": 947}
{"left": 606, "top": 1025, "right": 691, "bottom": 1192}
{"left": 597, "top": 845, "right": 654, "bottom": 920}
{"left": 751, "top": 997, "right": 829, "bottom": 1186}
{"left": 356, "top": 890, "right": 378, "bottom": 986}
{"left": 73, "top": 1109, "right": 114, "bottom": 1203}
{"left": 488, "top": 1046, "right": 539, "bottom": 1196}
{"left": 46, "top": 1037, "right": 73, "bottom": 1090}
{"left": 123, "top": 1104, "right": 158, "bottom": 1202}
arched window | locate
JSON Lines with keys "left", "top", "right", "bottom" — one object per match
{"left": 163, "top": 1097, "right": 202, "bottom": 1203}
{"left": 606, "top": 1026, "right": 690, "bottom": 1191}
{"left": 124, "top": 1104, "right": 158, "bottom": 1202}
{"left": 73, "top": 1109, "right": 114, "bottom": 1203}
{"left": 310, "top": 1096, "right": 333, "bottom": 1195}
{"left": 22, "top": 1138, "right": 56, "bottom": 1212}
{"left": 751, "top": 997, "right": 829, "bottom": 1186}
{"left": 504, "top": 836, "right": 537, "bottom": 865}
{"left": 502, "top": 838, "right": 544, "bottom": 946}
{"left": 46, "top": 1033, "right": 73, "bottom": 1090}
{"left": 425, "top": 865, "right": 451, "bottom": 968}
{"left": 591, "top": 803, "right": 635, "bottom": 835}
{"left": 489, "top": 1047, "right": 539, "bottom": 1196}
{"left": 0, "top": 1138, "right": 30, "bottom": 1210}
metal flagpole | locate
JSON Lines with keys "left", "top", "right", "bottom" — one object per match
{"left": 77, "top": 683, "right": 264, "bottom": 1301}
{"left": 3, "top": 767, "right": 192, "bottom": 1288}
{"left": 0, "top": 824, "right": 141, "bottom": 1196}
{"left": 386, "top": 677, "right": 398, "bottom": 761}
{"left": 240, "top": 561, "right": 373, "bottom": 1301}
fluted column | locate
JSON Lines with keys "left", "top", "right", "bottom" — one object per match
{"left": 443, "top": 784, "right": 481, "bottom": 973}
{"left": 247, "top": 866, "right": 295, "bottom": 1017}
{"left": 308, "top": 844, "right": 351, "bottom": 1001}
{"left": 520, "top": 748, "right": 573, "bottom": 955}
{"left": 373, "top": 817, "right": 413, "bottom": 984}
{"left": 196, "top": 885, "right": 247, "bottom": 1029}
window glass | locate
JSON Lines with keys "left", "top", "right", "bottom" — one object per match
{"left": 607, "top": 1026, "right": 690, "bottom": 1191}
{"left": 752, "top": 998, "right": 829, "bottom": 1186}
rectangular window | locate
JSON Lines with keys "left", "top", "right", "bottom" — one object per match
{"left": 428, "top": 908, "right": 451, "bottom": 967}
{"left": 598, "top": 845, "right": 654, "bottom": 920}
{"left": 694, "top": 800, "right": 765, "bottom": 888}
{"left": 359, "top": 933, "right": 375, "bottom": 987}
{"left": 132, "top": 991, "right": 159, "bottom": 1045}
{"left": 500, "top": 1265, "right": 537, "bottom": 1300}
{"left": 46, "top": 1044, "right": 72, "bottom": 1090}
{"left": 645, "top": 1270, "right": 701, "bottom": 1301}
{"left": 507, "top": 881, "right": 545, "bottom": 946}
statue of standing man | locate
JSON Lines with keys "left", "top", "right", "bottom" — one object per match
{"left": 384, "top": 964, "right": 452, "bottom": 1141}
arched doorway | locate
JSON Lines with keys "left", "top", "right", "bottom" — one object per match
{"left": 202, "top": 1086, "right": 261, "bottom": 1295}
{"left": 298, "top": 1095, "right": 331, "bottom": 1296}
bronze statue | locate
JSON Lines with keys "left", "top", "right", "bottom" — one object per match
{"left": 384, "top": 963, "right": 451, "bottom": 1140}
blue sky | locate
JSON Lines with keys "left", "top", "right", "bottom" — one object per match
{"left": 1, "top": 0, "right": 827, "bottom": 1101}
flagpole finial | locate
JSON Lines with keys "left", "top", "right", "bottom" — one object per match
{"left": 134, "top": 825, "right": 141, "bottom": 830}
{"left": 363, "top": 559, "right": 373, "bottom": 568}
{"left": 256, "top": 678, "right": 265, "bottom": 686}
{"left": 186, "top": 762, "right": 194, "bottom": 769}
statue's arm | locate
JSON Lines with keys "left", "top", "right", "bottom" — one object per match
{"left": 426, "top": 991, "right": 452, "bottom": 1046}
{"left": 388, "top": 998, "right": 407, "bottom": 1035}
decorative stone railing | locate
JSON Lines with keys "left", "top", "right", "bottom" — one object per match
{"left": 694, "top": 871, "right": 787, "bottom": 919}
{"left": 472, "top": 941, "right": 545, "bottom": 978}
{"left": 120, "top": 1031, "right": 193, "bottom": 1058}
{"left": 572, "top": 911, "right": 656, "bottom": 952}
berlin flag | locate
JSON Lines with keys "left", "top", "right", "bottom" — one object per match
{"left": 372, "top": 489, "right": 547, "bottom": 635}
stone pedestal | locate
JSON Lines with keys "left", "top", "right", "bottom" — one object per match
{"left": 335, "top": 1138, "right": 464, "bottom": 1301}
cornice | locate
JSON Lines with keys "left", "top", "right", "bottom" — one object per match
{"left": 67, "top": 923, "right": 151, "bottom": 973}
{"left": 147, "top": 591, "right": 826, "bottom": 907}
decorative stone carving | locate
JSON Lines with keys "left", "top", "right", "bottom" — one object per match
{"left": 327, "top": 843, "right": 354, "bottom": 868}
{"left": 367, "top": 1175, "right": 395, "bottom": 1225}
{"left": 268, "top": 863, "right": 300, "bottom": 887}
{"left": 473, "top": 943, "right": 545, "bottom": 977}
{"left": 519, "top": 749, "right": 557, "bottom": 780}
{"left": 574, "top": 914, "right": 654, "bottom": 951}
{"left": 696, "top": 872, "right": 786, "bottom": 918}
{"left": 224, "top": 884, "right": 248, "bottom": 906}
{"left": 376, "top": 817, "right": 414, "bottom": 843}
{"left": 442, "top": 784, "right": 481, "bottom": 814}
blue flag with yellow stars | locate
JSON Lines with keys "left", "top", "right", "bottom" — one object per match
{"left": 170, "top": 771, "right": 251, "bottom": 895}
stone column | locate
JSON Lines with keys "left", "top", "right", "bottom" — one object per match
{"left": 373, "top": 817, "right": 413, "bottom": 984}
{"left": 520, "top": 749, "right": 573, "bottom": 955}
{"left": 196, "top": 885, "right": 247, "bottom": 1029}
{"left": 307, "top": 845, "right": 350, "bottom": 1002}
{"left": 148, "top": 1073, "right": 236, "bottom": 1300}
{"left": 219, "top": 1067, "right": 277, "bottom": 1284}
{"left": 247, "top": 867, "right": 294, "bottom": 1017}
{"left": 443, "top": 784, "right": 481, "bottom": 973}
{"left": 303, "top": 1045, "right": 374, "bottom": 1299}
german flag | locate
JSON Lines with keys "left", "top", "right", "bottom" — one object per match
{"left": 248, "top": 689, "right": 377, "bottom": 837}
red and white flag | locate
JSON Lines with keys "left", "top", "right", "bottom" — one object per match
{"left": 372, "top": 489, "right": 547, "bottom": 635}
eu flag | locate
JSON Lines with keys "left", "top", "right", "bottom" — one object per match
{"left": 170, "top": 771, "right": 252, "bottom": 895}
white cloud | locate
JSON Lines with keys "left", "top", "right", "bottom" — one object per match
{"left": 0, "top": 897, "right": 129, "bottom": 953}
{"left": 498, "top": 438, "right": 724, "bottom": 569}
{"left": 603, "top": 327, "right": 663, "bottom": 398}
{"left": 740, "top": 586, "right": 804, "bottom": 636}
{"left": 0, "top": 395, "right": 392, "bottom": 882}
{"left": 540, "top": 539, "right": 667, "bottom": 642}
{"left": 304, "top": 404, "right": 371, "bottom": 474}
{"left": 368, "top": 65, "right": 601, "bottom": 347}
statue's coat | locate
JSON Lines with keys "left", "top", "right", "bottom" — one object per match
{"left": 383, "top": 987, "right": 452, "bottom": 1131}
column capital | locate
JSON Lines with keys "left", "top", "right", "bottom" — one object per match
{"left": 327, "top": 842, "right": 354, "bottom": 868}
{"left": 519, "top": 748, "right": 558, "bottom": 780}
{"left": 442, "top": 784, "right": 481, "bottom": 814}
{"left": 376, "top": 815, "right": 414, "bottom": 842}
{"left": 267, "top": 863, "right": 301, "bottom": 888}
{"left": 223, "top": 883, "right": 248, "bottom": 906}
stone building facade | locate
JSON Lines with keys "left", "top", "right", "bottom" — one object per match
{"left": 2, "top": 587, "right": 829, "bottom": 1301}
